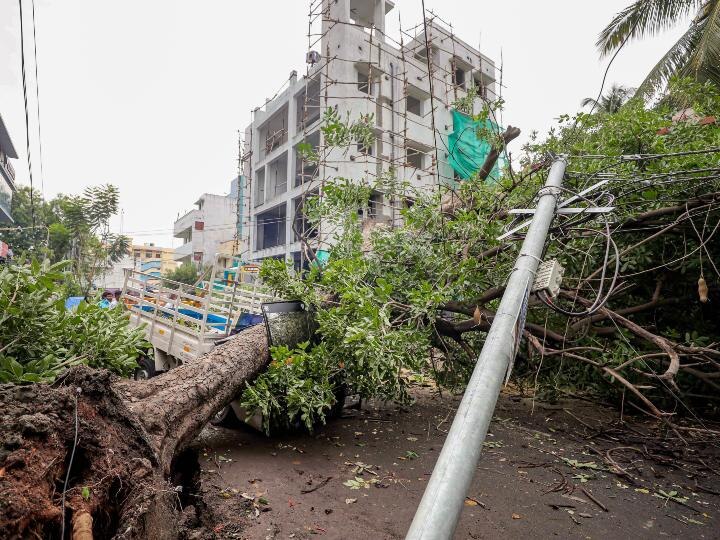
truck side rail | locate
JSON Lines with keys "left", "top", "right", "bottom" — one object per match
{"left": 121, "top": 269, "right": 276, "bottom": 339}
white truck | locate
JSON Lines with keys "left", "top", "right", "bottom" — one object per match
{"left": 121, "top": 261, "right": 274, "bottom": 375}
{"left": 120, "top": 259, "right": 275, "bottom": 426}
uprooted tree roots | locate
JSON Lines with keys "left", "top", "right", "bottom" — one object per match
{"left": 0, "top": 325, "right": 269, "bottom": 539}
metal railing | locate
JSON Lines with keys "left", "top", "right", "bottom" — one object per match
{"left": 121, "top": 267, "right": 275, "bottom": 340}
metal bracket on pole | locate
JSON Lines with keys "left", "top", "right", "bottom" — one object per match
{"left": 405, "top": 156, "right": 568, "bottom": 540}
{"left": 508, "top": 206, "right": 614, "bottom": 215}
{"left": 497, "top": 178, "right": 610, "bottom": 241}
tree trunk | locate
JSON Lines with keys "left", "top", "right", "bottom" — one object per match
{"left": 0, "top": 325, "right": 269, "bottom": 539}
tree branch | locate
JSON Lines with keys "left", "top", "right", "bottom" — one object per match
{"left": 477, "top": 126, "right": 521, "bottom": 180}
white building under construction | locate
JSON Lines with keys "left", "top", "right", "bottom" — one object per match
{"left": 240, "top": 0, "right": 498, "bottom": 268}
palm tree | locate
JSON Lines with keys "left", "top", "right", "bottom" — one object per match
{"left": 581, "top": 84, "right": 636, "bottom": 112}
{"left": 598, "top": 0, "right": 720, "bottom": 95}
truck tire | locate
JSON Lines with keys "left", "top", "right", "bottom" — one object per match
{"left": 133, "top": 355, "right": 156, "bottom": 381}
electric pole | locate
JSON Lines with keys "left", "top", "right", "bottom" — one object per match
{"left": 406, "top": 156, "right": 567, "bottom": 540}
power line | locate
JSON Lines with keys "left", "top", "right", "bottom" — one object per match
{"left": 18, "top": 0, "right": 36, "bottom": 232}
{"left": 564, "top": 17, "right": 639, "bottom": 148}
{"left": 30, "top": 0, "right": 45, "bottom": 196}
{"left": 571, "top": 147, "right": 720, "bottom": 161}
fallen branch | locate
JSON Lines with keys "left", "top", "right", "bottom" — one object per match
{"left": 301, "top": 476, "right": 333, "bottom": 494}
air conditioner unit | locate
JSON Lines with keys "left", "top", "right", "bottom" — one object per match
{"left": 306, "top": 50, "right": 321, "bottom": 65}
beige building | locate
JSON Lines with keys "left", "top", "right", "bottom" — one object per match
{"left": 95, "top": 242, "right": 178, "bottom": 290}
{"left": 130, "top": 242, "right": 178, "bottom": 280}
{"left": 216, "top": 239, "right": 237, "bottom": 271}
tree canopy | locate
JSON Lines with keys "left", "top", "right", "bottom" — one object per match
{"left": 598, "top": 0, "right": 720, "bottom": 95}
{"left": 3, "top": 184, "right": 130, "bottom": 295}
{"left": 244, "top": 78, "right": 720, "bottom": 432}
{"left": 162, "top": 262, "right": 200, "bottom": 287}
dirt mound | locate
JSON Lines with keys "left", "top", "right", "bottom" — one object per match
{"left": 0, "top": 327, "right": 271, "bottom": 539}
{"left": 0, "top": 368, "right": 172, "bottom": 539}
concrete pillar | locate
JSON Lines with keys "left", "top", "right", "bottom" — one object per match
{"left": 285, "top": 199, "right": 293, "bottom": 258}
{"left": 373, "top": 0, "right": 386, "bottom": 37}
{"left": 323, "top": 0, "right": 350, "bottom": 29}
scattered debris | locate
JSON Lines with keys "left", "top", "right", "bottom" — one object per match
{"left": 581, "top": 488, "right": 608, "bottom": 512}
{"left": 343, "top": 477, "right": 378, "bottom": 490}
{"left": 483, "top": 441, "right": 504, "bottom": 448}
{"left": 464, "top": 497, "right": 487, "bottom": 508}
{"left": 345, "top": 461, "right": 377, "bottom": 476}
{"left": 561, "top": 458, "right": 603, "bottom": 470}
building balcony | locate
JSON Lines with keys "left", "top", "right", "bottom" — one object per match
{"left": 0, "top": 158, "right": 15, "bottom": 186}
{"left": 173, "top": 241, "right": 194, "bottom": 262}
{"left": 174, "top": 208, "right": 201, "bottom": 237}
{"left": 140, "top": 260, "right": 162, "bottom": 272}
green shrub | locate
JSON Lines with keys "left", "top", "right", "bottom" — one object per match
{"left": 0, "top": 260, "right": 149, "bottom": 383}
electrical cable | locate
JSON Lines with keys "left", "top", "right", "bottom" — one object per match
{"left": 571, "top": 147, "right": 720, "bottom": 161}
{"left": 18, "top": 0, "right": 36, "bottom": 233}
{"left": 537, "top": 222, "right": 620, "bottom": 317}
{"left": 518, "top": 175, "right": 621, "bottom": 316}
{"left": 564, "top": 17, "right": 640, "bottom": 150}
{"left": 30, "top": 0, "right": 44, "bottom": 195}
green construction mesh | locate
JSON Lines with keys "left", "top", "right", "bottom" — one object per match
{"left": 447, "top": 109, "right": 503, "bottom": 181}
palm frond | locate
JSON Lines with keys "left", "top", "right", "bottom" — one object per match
{"left": 597, "top": 0, "right": 704, "bottom": 57}
{"left": 682, "top": 0, "right": 720, "bottom": 85}
{"left": 635, "top": 24, "right": 701, "bottom": 96}
{"left": 580, "top": 97, "right": 602, "bottom": 109}
{"left": 581, "top": 85, "right": 636, "bottom": 113}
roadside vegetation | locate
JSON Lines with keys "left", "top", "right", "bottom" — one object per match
{"left": 5, "top": 183, "right": 130, "bottom": 296}
{"left": 162, "top": 261, "right": 200, "bottom": 286}
{"left": 0, "top": 259, "right": 148, "bottom": 383}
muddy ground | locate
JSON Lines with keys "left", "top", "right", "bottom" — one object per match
{"left": 191, "top": 385, "right": 720, "bottom": 540}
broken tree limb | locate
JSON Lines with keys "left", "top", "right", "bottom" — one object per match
{"left": 476, "top": 126, "right": 521, "bottom": 180}
{"left": 441, "top": 126, "right": 521, "bottom": 215}
{"left": 590, "top": 305, "right": 681, "bottom": 382}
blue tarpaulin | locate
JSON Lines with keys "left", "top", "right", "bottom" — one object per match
{"left": 65, "top": 297, "right": 84, "bottom": 310}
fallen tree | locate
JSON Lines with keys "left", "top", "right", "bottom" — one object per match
{"left": 0, "top": 324, "right": 269, "bottom": 539}
{"left": 3, "top": 78, "right": 720, "bottom": 539}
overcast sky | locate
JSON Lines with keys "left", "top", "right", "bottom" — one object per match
{"left": 0, "top": 0, "right": 689, "bottom": 247}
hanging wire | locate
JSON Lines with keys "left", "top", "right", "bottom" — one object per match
{"left": 18, "top": 0, "right": 36, "bottom": 234}
{"left": 31, "top": 0, "right": 45, "bottom": 196}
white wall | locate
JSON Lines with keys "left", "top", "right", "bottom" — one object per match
{"left": 95, "top": 255, "right": 135, "bottom": 290}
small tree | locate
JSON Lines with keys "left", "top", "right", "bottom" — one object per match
{"left": 2, "top": 187, "right": 67, "bottom": 260}
{"left": 162, "top": 262, "right": 200, "bottom": 287}
{"left": 61, "top": 185, "right": 130, "bottom": 296}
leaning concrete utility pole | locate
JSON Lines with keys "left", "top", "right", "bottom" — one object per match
{"left": 406, "top": 156, "right": 568, "bottom": 539}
